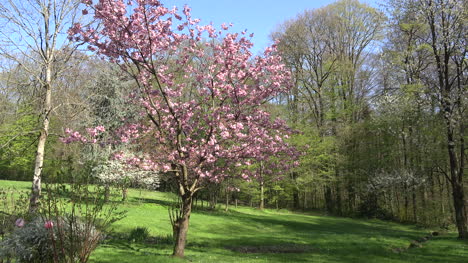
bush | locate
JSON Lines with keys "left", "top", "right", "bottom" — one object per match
{"left": 0, "top": 216, "right": 103, "bottom": 263}
{"left": 128, "top": 227, "right": 150, "bottom": 243}
{"left": 357, "top": 194, "right": 393, "bottom": 220}
{"left": 0, "top": 166, "right": 125, "bottom": 263}
{"left": 39, "top": 179, "right": 125, "bottom": 262}
{"left": 0, "top": 188, "right": 30, "bottom": 240}
{"left": 0, "top": 217, "right": 55, "bottom": 262}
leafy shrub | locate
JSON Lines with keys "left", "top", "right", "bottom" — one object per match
{"left": 0, "top": 188, "right": 29, "bottom": 240}
{"left": 39, "top": 179, "right": 125, "bottom": 262}
{"left": 128, "top": 226, "right": 150, "bottom": 243}
{"left": 0, "top": 216, "right": 103, "bottom": 263}
{"left": 357, "top": 194, "right": 393, "bottom": 220}
{"left": 0, "top": 217, "right": 54, "bottom": 263}
{"left": 0, "top": 167, "right": 125, "bottom": 263}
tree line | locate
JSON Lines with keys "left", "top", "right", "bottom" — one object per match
{"left": 270, "top": 0, "right": 467, "bottom": 238}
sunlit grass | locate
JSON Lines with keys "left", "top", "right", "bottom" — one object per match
{"left": 1, "top": 180, "right": 467, "bottom": 262}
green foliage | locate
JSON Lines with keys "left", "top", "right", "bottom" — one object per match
{"left": 290, "top": 124, "right": 336, "bottom": 183}
{"left": 0, "top": 106, "right": 37, "bottom": 180}
{"left": 86, "top": 68, "right": 137, "bottom": 131}
{"left": 357, "top": 194, "right": 394, "bottom": 220}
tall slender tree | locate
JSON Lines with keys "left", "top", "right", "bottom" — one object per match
{"left": 385, "top": 0, "right": 467, "bottom": 239}
{"left": 0, "top": 0, "right": 82, "bottom": 211}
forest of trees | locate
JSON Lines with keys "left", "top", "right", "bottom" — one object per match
{"left": 269, "top": 0, "right": 467, "bottom": 237}
{"left": 0, "top": 0, "right": 466, "bottom": 243}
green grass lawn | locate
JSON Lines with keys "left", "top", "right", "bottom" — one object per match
{"left": 1, "top": 180, "right": 467, "bottom": 263}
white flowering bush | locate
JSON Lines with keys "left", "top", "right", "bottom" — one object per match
{"left": 93, "top": 156, "right": 160, "bottom": 191}
{"left": 358, "top": 169, "right": 426, "bottom": 219}
{"left": 367, "top": 169, "right": 426, "bottom": 193}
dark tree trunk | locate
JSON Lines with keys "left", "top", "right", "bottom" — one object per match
{"left": 412, "top": 187, "right": 417, "bottom": 223}
{"left": 209, "top": 192, "right": 217, "bottom": 209}
{"left": 324, "top": 185, "right": 333, "bottom": 213}
{"left": 172, "top": 193, "right": 193, "bottom": 257}
{"left": 104, "top": 185, "right": 110, "bottom": 202}
{"left": 404, "top": 185, "right": 409, "bottom": 221}
{"left": 451, "top": 181, "right": 467, "bottom": 238}
{"left": 292, "top": 186, "right": 300, "bottom": 209}
{"left": 291, "top": 172, "right": 300, "bottom": 209}
{"left": 447, "top": 129, "right": 467, "bottom": 238}
{"left": 335, "top": 183, "right": 342, "bottom": 215}
{"left": 425, "top": 2, "right": 467, "bottom": 238}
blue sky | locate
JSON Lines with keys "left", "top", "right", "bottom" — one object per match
{"left": 163, "top": 0, "right": 379, "bottom": 55}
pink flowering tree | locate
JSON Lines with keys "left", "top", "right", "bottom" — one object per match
{"left": 67, "top": 0, "right": 298, "bottom": 257}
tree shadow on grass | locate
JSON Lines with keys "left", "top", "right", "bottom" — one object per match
{"left": 90, "top": 206, "right": 468, "bottom": 263}
{"left": 127, "top": 196, "right": 176, "bottom": 208}
{"left": 194, "top": 209, "right": 423, "bottom": 240}
{"left": 185, "top": 209, "right": 464, "bottom": 263}
{"left": 87, "top": 192, "right": 467, "bottom": 263}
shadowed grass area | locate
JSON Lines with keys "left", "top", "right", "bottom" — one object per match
{"left": 1, "top": 180, "right": 467, "bottom": 262}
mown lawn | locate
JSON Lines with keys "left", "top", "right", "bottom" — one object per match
{"left": 1, "top": 180, "right": 467, "bottom": 262}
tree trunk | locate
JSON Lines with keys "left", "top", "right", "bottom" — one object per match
{"left": 291, "top": 172, "right": 300, "bottom": 209}
{"left": 451, "top": 181, "right": 467, "bottom": 238}
{"left": 403, "top": 184, "right": 409, "bottom": 221}
{"left": 395, "top": 187, "right": 401, "bottom": 221}
{"left": 304, "top": 190, "right": 307, "bottom": 209}
{"left": 30, "top": 67, "right": 52, "bottom": 212}
{"left": 335, "top": 182, "right": 342, "bottom": 215}
{"left": 209, "top": 192, "right": 217, "bottom": 209}
{"left": 324, "top": 185, "right": 333, "bottom": 213}
{"left": 104, "top": 185, "right": 110, "bottom": 202}
{"left": 172, "top": 193, "right": 193, "bottom": 257}
{"left": 445, "top": 110, "right": 467, "bottom": 238}
{"left": 275, "top": 188, "right": 279, "bottom": 210}
{"left": 426, "top": 2, "right": 467, "bottom": 238}
{"left": 122, "top": 187, "right": 128, "bottom": 201}
{"left": 412, "top": 188, "right": 417, "bottom": 223}
{"left": 225, "top": 190, "right": 229, "bottom": 212}
{"left": 259, "top": 181, "right": 265, "bottom": 210}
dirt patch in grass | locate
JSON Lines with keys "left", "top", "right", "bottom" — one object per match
{"left": 226, "top": 244, "right": 313, "bottom": 254}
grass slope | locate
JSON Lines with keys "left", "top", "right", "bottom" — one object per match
{"left": 1, "top": 180, "right": 467, "bottom": 263}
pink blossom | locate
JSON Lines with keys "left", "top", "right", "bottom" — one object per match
{"left": 96, "top": 126, "right": 105, "bottom": 132}
{"left": 44, "top": 220, "right": 54, "bottom": 229}
{"left": 15, "top": 218, "right": 25, "bottom": 228}
{"left": 65, "top": 0, "right": 299, "bottom": 191}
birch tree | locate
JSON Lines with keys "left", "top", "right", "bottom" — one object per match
{"left": 0, "top": 0, "right": 82, "bottom": 211}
